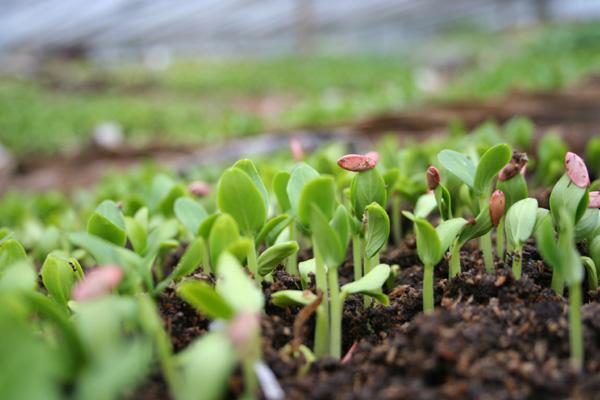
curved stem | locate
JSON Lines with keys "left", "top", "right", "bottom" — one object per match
{"left": 449, "top": 240, "right": 461, "bottom": 279}
{"left": 312, "top": 240, "right": 329, "bottom": 357}
{"left": 569, "top": 283, "right": 583, "bottom": 371}
{"left": 423, "top": 263, "right": 434, "bottom": 313}
{"left": 327, "top": 267, "right": 341, "bottom": 359}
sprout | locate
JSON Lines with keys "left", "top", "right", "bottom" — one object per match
{"left": 336, "top": 153, "right": 377, "bottom": 172}
{"left": 504, "top": 198, "right": 538, "bottom": 279}
{"left": 426, "top": 166, "right": 440, "bottom": 191}
{"left": 565, "top": 152, "right": 590, "bottom": 188}
{"left": 71, "top": 265, "right": 123, "bottom": 301}
{"left": 489, "top": 189, "right": 506, "bottom": 228}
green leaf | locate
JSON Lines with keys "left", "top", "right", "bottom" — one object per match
{"left": 590, "top": 236, "right": 600, "bottom": 274}
{"left": 256, "top": 214, "right": 291, "bottom": 245}
{"left": 174, "top": 197, "right": 208, "bottom": 236}
{"left": 436, "top": 218, "right": 468, "bottom": 253}
{"left": 215, "top": 252, "right": 264, "bottom": 313}
{"left": 350, "top": 168, "right": 387, "bottom": 219}
{"left": 171, "top": 238, "right": 207, "bottom": 280}
{"left": 69, "top": 232, "right": 141, "bottom": 276}
{"left": 298, "top": 258, "right": 315, "bottom": 289}
{"left": 535, "top": 214, "right": 561, "bottom": 269}
{"left": 557, "top": 209, "right": 583, "bottom": 285}
{"left": 226, "top": 238, "right": 252, "bottom": 264}
{"left": 575, "top": 209, "right": 600, "bottom": 242}
{"left": 177, "top": 280, "right": 234, "bottom": 320}
{"left": 549, "top": 174, "right": 589, "bottom": 226}
{"left": 125, "top": 216, "right": 147, "bottom": 254}
{"left": 177, "top": 332, "right": 236, "bottom": 400}
{"left": 331, "top": 205, "right": 351, "bottom": 247}
{"left": 402, "top": 212, "right": 442, "bottom": 266}
{"left": 208, "top": 214, "right": 240, "bottom": 270}
{"left": 297, "top": 176, "right": 337, "bottom": 227}
{"left": 233, "top": 159, "right": 269, "bottom": 212}
{"left": 257, "top": 241, "right": 299, "bottom": 276}
{"left": 309, "top": 205, "right": 345, "bottom": 268}
{"left": 438, "top": 150, "right": 476, "bottom": 188}
{"left": 287, "top": 163, "right": 319, "bottom": 214}
{"left": 414, "top": 192, "right": 437, "bottom": 218}
{"left": 217, "top": 167, "right": 267, "bottom": 236}
{"left": 41, "top": 252, "right": 83, "bottom": 307}
{"left": 151, "top": 175, "right": 186, "bottom": 217}
{"left": 497, "top": 173, "right": 528, "bottom": 209}
{"left": 473, "top": 143, "right": 512, "bottom": 194}
{"left": 582, "top": 256, "right": 598, "bottom": 290}
{"left": 382, "top": 168, "right": 401, "bottom": 197}
{"left": 273, "top": 171, "right": 291, "bottom": 211}
{"left": 87, "top": 200, "right": 127, "bottom": 246}
{"left": 0, "top": 239, "right": 27, "bottom": 274}
{"left": 271, "top": 290, "right": 317, "bottom": 307}
{"left": 198, "top": 214, "right": 219, "bottom": 239}
{"left": 364, "top": 202, "right": 390, "bottom": 258}
{"left": 434, "top": 184, "right": 453, "bottom": 220}
{"left": 505, "top": 198, "right": 539, "bottom": 246}
{"left": 457, "top": 205, "right": 493, "bottom": 246}
{"left": 342, "top": 263, "right": 390, "bottom": 294}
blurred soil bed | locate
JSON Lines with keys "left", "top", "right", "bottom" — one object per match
{"left": 5, "top": 73, "right": 600, "bottom": 193}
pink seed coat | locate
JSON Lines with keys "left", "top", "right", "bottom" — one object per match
{"left": 188, "top": 181, "right": 212, "bottom": 197}
{"left": 589, "top": 191, "right": 600, "bottom": 208}
{"left": 365, "top": 151, "right": 380, "bottom": 164}
{"left": 290, "top": 137, "right": 305, "bottom": 162}
{"left": 565, "top": 152, "right": 590, "bottom": 188}
{"left": 337, "top": 153, "right": 377, "bottom": 172}
{"left": 72, "top": 265, "right": 123, "bottom": 301}
{"left": 489, "top": 190, "right": 506, "bottom": 227}
{"left": 426, "top": 166, "right": 440, "bottom": 190}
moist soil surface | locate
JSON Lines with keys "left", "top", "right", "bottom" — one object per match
{"left": 133, "top": 240, "right": 600, "bottom": 400}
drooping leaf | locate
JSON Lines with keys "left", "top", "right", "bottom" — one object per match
{"left": 273, "top": 171, "right": 292, "bottom": 212}
{"left": 87, "top": 200, "right": 127, "bottom": 246}
{"left": 208, "top": 214, "right": 240, "bottom": 269}
{"left": 505, "top": 198, "right": 539, "bottom": 246}
{"left": 41, "top": 252, "right": 83, "bottom": 307}
{"left": 257, "top": 241, "right": 299, "bottom": 276}
{"left": 297, "top": 176, "right": 337, "bottom": 227}
{"left": 473, "top": 143, "right": 512, "bottom": 194}
{"left": 174, "top": 197, "right": 208, "bottom": 236}
{"left": 364, "top": 202, "right": 390, "bottom": 259}
{"left": 217, "top": 167, "right": 267, "bottom": 236}
{"left": 215, "top": 252, "right": 264, "bottom": 314}
{"left": 436, "top": 218, "right": 468, "bottom": 254}
{"left": 350, "top": 168, "right": 387, "bottom": 219}
{"left": 287, "top": 163, "right": 319, "bottom": 214}
{"left": 177, "top": 332, "right": 236, "bottom": 400}
{"left": 309, "top": 205, "right": 345, "bottom": 268}
{"left": 271, "top": 290, "right": 317, "bottom": 307}
{"left": 438, "top": 150, "right": 476, "bottom": 188}
{"left": 177, "top": 280, "right": 234, "bottom": 320}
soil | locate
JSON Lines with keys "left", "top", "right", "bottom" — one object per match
{"left": 130, "top": 237, "right": 600, "bottom": 400}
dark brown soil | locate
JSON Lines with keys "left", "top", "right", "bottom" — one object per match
{"left": 131, "top": 238, "right": 600, "bottom": 400}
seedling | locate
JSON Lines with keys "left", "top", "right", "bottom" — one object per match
{"left": 402, "top": 211, "right": 467, "bottom": 312}
{"left": 438, "top": 144, "right": 512, "bottom": 272}
{"left": 504, "top": 198, "right": 538, "bottom": 279}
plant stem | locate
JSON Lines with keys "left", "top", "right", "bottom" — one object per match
{"left": 449, "top": 240, "right": 461, "bottom": 279}
{"left": 286, "top": 223, "right": 299, "bottom": 275}
{"left": 569, "top": 283, "right": 583, "bottom": 371}
{"left": 423, "top": 263, "right": 434, "bottom": 313}
{"left": 496, "top": 217, "right": 505, "bottom": 262}
{"left": 247, "top": 237, "right": 260, "bottom": 283}
{"left": 352, "top": 234, "right": 362, "bottom": 282}
{"left": 327, "top": 267, "right": 342, "bottom": 359}
{"left": 512, "top": 246, "right": 523, "bottom": 280}
{"left": 392, "top": 194, "right": 402, "bottom": 245}
{"left": 243, "top": 358, "right": 258, "bottom": 399}
{"left": 312, "top": 241, "right": 329, "bottom": 357}
{"left": 551, "top": 268, "right": 564, "bottom": 295}
{"left": 480, "top": 232, "right": 494, "bottom": 273}
{"left": 363, "top": 250, "right": 373, "bottom": 308}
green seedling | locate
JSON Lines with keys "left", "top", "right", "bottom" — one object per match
{"left": 581, "top": 256, "right": 598, "bottom": 291}
{"left": 427, "top": 166, "right": 453, "bottom": 220}
{"left": 535, "top": 133, "right": 568, "bottom": 186}
{"left": 402, "top": 211, "right": 467, "bottom": 312}
{"left": 496, "top": 151, "right": 529, "bottom": 259}
{"left": 177, "top": 252, "right": 281, "bottom": 400}
{"left": 504, "top": 198, "right": 538, "bottom": 279}
{"left": 536, "top": 209, "right": 584, "bottom": 370}
{"left": 438, "top": 144, "right": 512, "bottom": 272}
{"left": 40, "top": 251, "right": 84, "bottom": 307}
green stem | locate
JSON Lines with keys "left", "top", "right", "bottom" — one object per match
{"left": 551, "top": 267, "right": 564, "bottom": 296}
{"left": 363, "top": 250, "right": 373, "bottom": 308}
{"left": 496, "top": 217, "right": 505, "bottom": 262}
{"left": 327, "top": 267, "right": 342, "bottom": 359}
{"left": 286, "top": 223, "right": 299, "bottom": 275}
{"left": 312, "top": 241, "right": 329, "bottom": 358}
{"left": 247, "top": 237, "right": 261, "bottom": 283}
{"left": 392, "top": 194, "right": 402, "bottom": 245}
{"left": 423, "top": 263, "right": 434, "bottom": 313}
{"left": 569, "top": 283, "right": 583, "bottom": 371}
{"left": 480, "top": 232, "right": 494, "bottom": 273}
{"left": 449, "top": 240, "right": 461, "bottom": 279}
{"left": 242, "top": 359, "right": 258, "bottom": 399}
{"left": 352, "top": 235, "right": 362, "bottom": 282}
{"left": 512, "top": 246, "right": 523, "bottom": 280}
